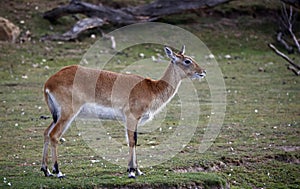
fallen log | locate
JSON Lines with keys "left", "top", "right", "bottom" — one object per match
{"left": 126, "top": 0, "right": 230, "bottom": 17}
{"left": 44, "top": 0, "right": 231, "bottom": 24}
{"left": 43, "top": 0, "right": 139, "bottom": 24}
{"left": 42, "top": 0, "right": 231, "bottom": 41}
{"left": 41, "top": 17, "right": 104, "bottom": 41}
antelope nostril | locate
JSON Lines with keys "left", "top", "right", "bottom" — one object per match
{"left": 203, "top": 70, "right": 207, "bottom": 74}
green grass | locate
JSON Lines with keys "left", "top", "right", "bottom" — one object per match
{"left": 1, "top": 0, "right": 300, "bottom": 188}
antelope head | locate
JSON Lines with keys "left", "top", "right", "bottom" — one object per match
{"left": 164, "top": 45, "right": 206, "bottom": 80}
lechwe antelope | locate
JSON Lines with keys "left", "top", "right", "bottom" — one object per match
{"left": 41, "top": 46, "right": 206, "bottom": 178}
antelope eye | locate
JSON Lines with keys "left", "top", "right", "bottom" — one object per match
{"left": 184, "top": 59, "right": 191, "bottom": 64}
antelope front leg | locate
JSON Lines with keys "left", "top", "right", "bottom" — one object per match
{"left": 127, "top": 128, "right": 138, "bottom": 178}
{"left": 126, "top": 117, "right": 144, "bottom": 178}
{"left": 127, "top": 131, "right": 144, "bottom": 178}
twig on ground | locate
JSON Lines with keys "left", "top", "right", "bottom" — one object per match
{"left": 268, "top": 43, "right": 300, "bottom": 75}
{"left": 277, "top": 32, "right": 294, "bottom": 53}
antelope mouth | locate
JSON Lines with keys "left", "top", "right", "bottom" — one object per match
{"left": 192, "top": 71, "right": 206, "bottom": 80}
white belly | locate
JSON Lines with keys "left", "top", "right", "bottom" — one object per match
{"left": 78, "top": 103, "right": 125, "bottom": 121}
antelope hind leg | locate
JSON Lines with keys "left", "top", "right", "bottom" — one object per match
{"left": 41, "top": 122, "right": 54, "bottom": 177}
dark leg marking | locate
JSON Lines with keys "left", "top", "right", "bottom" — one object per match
{"left": 53, "top": 161, "right": 59, "bottom": 174}
{"left": 41, "top": 166, "right": 48, "bottom": 177}
{"left": 41, "top": 166, "right": 53, "bottom": 177}
{"left": 134, "top": 131, "right": 137, "bottom": 146}
{"left": 127, "top": 168, "right": 136, "bottom": 173}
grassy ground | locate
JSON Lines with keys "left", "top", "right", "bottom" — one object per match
{"left": 0, "top": 0, "right": 300, "bottom": 188}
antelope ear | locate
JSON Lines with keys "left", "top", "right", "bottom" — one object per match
{"left": 164, "top": 47, "right": 177, "bottom": 63}
{"left": 179, "top": 45, "right": 185, "bottom": 55}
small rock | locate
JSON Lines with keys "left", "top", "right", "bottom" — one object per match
{"left": 40, "top": 115, "right": 50, "bottom": 120}
{"left": 258, "top": 67, "right": 265, "bottom": 72}
{"left": 139, "top": 53, "right": 145, "bottom": 58}
{"left": 90, "top": 34, "right": 96, "bottom": 39}
{"left": 151, "top": 55, "right": 157, "bottom": 62}
{"left": 0, "top": 17, "right": 20, "bottom": 43}
{"left": 91, "top": 159, "right": 100, "bottom": 163}
{"left": 218, "top": 161, "right": 226, "bottom": 168}
{"left": 205, "top": 54, "right": 215, "bottom": 59}
{"left": 224, "top": 54, "right": 231, "bottom": 59}
{"left": 32, "top": 63, "right": 39, "bottom": 68}
{"left": 21, "top": 74, "right": 28, "bottom": 79}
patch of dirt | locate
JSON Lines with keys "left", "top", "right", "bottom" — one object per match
{"left": 121, "top": 182, "right": 228, "bottom": 189}
{"left": 174, "top": 161, "right": 227, "bottom": 173}
{"left": 220, "top": 156, "right": 246, "bottom": 166}
{"left": 174, "top": 166, "right": 205, "bottom": 173}
{"left": 274, "top": 153, "right": 300, "bottom": 164}
{"left": 277, "top": 146, "right": 300, "bottom": 152}
{"left": 221, "top": 152, "right": 300, "bottom": 167}
{"left": 175, "top": 149, "right": 300, "bottom": 175}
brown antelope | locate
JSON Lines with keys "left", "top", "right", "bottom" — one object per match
{"left": 41, "top": 46, "right": 206, "bottom": 178}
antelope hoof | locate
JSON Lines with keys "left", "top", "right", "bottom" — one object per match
{"left": 41, "top": 167, "right": 54, "bottom": 177}
{"left": 137, "top": 169, "right": 144, "bottom": 176}
{"left": 128, "top": 171, "right": 136, "bottom": 179}
{"left": 56, "top": 171, "right": 66, "bottom": 179}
